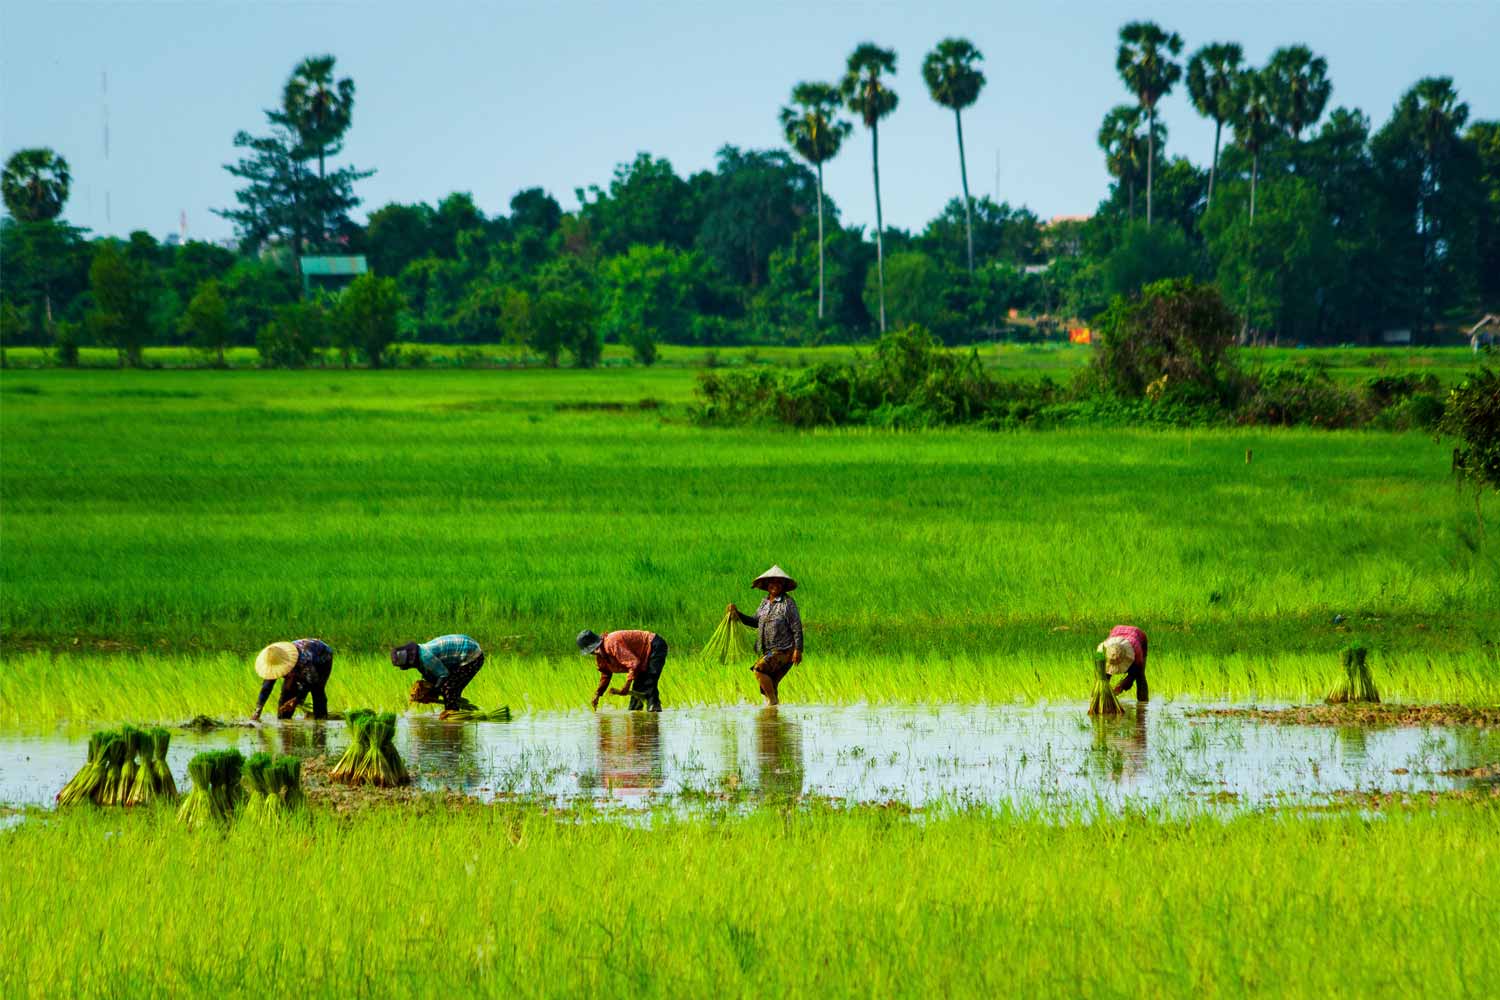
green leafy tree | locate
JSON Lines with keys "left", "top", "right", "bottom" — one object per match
{"left": 334, "top": 273, "right": 401, "bottom": 368}
{"left": 922, "top": 38, "right": 986, "bottom": 273}
{"left": 1098, "top": 105, "right": 1164, "bottom": 221}
{"left": 1093, "top": 277, "right": 1239, "bottom": 403}
{"left": 841, "top": 43, "right": 900, "bottom": 332}
{"left": 1102, "top": 221, "right": 1198, "bottom": 302}
{"left": 1438, "top": 367, "right": 1500, "bottom": 533}
{"left": 180, "top": 279, "right": 232, "bottom": 366}
{"left": 780, "top": 81, "right": 851, "bottom": 320}
{"left": 85, "top": 242, "right": 152, "bottom": 367}
{"left": 1469, "top": 120, "right": 1500, "bottom": 307}
{"left": 216, "top": 122, "right": 370, "bottom": 253}
{"left": 280, "top": 55, "right": 356, "bottom": 244}
{"left": 576, "top": 154, "right": 700, "bottom": 254}
{"left": 863, "top": 250, "right": 960, "bottom": 341}
{"left": 1264, "top": 45, "right": 1332, "bottom": 143}
{"left": 1230, "top": 69, "right": 1277, "bottom": 223}
{"left": 1116, "top": 21, "right": 1183, "bottom": 227}
{"left": 257, "top": 300, "right": 329, "bottom": 368}
{"left": 366, "top": 202, "right": 437, "bottom": 276}
{"left": 1185, "top": 43, "right": 1243, "bottom": 207}
{"left": 920, "top": 196, "right": 1043, "bottom": 268}
{"left": 601, "top": 245, "right": 705, "bottom": 354}
{"left": 2, "top": 148, "right": 70, "bottom": 223}
{"left": 696, "top": 145, "right": 817, "bottom": 291}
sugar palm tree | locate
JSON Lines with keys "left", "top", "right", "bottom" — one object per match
{"left": 1098, "top": 105, "right": 1163, "bottom": 222}
{"left": 1231, "top": 70, "right": 1277, "bottom": 223}
{"left": 1264, "top": 45, "right": 1332, "bottom": 142}
{"left": 1116, "top": 21, "right": 1183, "bottom": 226}
{"left": 780, "top": 82, "right": 852, "bottom": 321}
{"left": 2, "top": 147, "right": 71, "bottom": 223}
{"left": 840, "top": 43, "right": 899, "bottom": 333}
{"left": 1185, "top": 43, "right": 1243, "bottom": 207}
{"left": 281, "top": 55, "right": 355, "bottom": 244}
{"left": 922, "top": 38, "right": 986, "bottom": 273}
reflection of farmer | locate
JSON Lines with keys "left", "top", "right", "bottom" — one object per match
{"left": 391, "top": 634, "right": 485, "bottom": 712}
{"left": 595, "top": 712, "right": 664, "bottom": 792}
{"left": 755, "top": 709, "right": 805, "bottom": 800}
{"left": 578, "top": 628, "right": 668, "bottom": 712}
{"left": 1098, "top": 625, "right": 1149, "bottom": 702}
{"left": 253, "top": 639, "right": 333, "bottom": 721}
{"left": 727, "top": 565, "right": 804, "bottom": 706}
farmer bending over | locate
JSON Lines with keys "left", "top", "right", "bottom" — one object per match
{"left": 252, "top": 639, "right": 334, "bottom": 721}
{"left": 727, "top": 564, "right": 804, "bottom": 707}
{"left": 391, "top": 634, "right": 485, "bottom": 712}
{"left": 1098, "top": 625, "right": 1149, "bottom": 702}
{"left": 578, "top": 628, "right": 668, "bottom": 712}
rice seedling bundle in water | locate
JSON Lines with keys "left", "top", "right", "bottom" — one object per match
{"left": 241, "top": 752, "right": 273, "bottom": 821}
{"left": 125, "top": 726, "right": 177, "bottom": 806}
{"left": 152, "top": 728, "right": 178, "bottom": 798}
{"left": 57, "top": 729, "right": 116, "bottom": 806}
{"left": 330, "top": 709, "right": 374, "bottom": 782}
{"left": 352, "top": 713, "right": 409, "bottom": 787}
{"left": 439, "top": 706, "right": 512, "bottom": 722}
{"left": 176, "top": 749, "right": 246, "bottom": 828}
{"left": 1326, "top": 644, "right": 1381, "bottom": 704}
{"left": 702, "top": 609, "right": 756, "bottom": 665}
{"left": 1088, "top": 654, "right": 1124, "bottom": 716}
{"left": 273, "top": 755, "right": 306, "bottom": 812}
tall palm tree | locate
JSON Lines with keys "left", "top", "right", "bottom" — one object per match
{"left": 281, "top": 55, "right": 356, "bottom": 245}
{"left": 1232, "top": 70, "right": 1277, "bottom": 224}
{"left": 1098, "top": 105, "right": 1163, "bottom": 222}
{"left": 780, "top": 82, "right": 852, "bottom": 321}
{"left": 1116, "top": 21, "right": 1183, "bottom": 227}
{"left": 921, "top": 38, "right": 986, "bottom": 273}
{"left": 1264, "top": 45, "right": 1332, "bottom": 142}
{"left": 1398, "top": 77, "right": 1470, "bottom": 339}
{"left": 841, "top": 43, "right": 899, "bottom": 333}
{"left": 1185, "top": 43, "right": 1243, "bottom": 207}
{"left": 1, "top": 147, "right": 71, "bottom": 222}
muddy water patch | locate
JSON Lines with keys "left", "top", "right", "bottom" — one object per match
{"left": 2, "top": 701, "right": 1497, "bottom": 810}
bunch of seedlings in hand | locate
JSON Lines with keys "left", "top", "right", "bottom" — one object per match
{"left": 702, "top": 608, "right": 756, "bottom": 665}
{"left": 1326, "top": 643, "right": 1381, "bottom": 704}
{"left": 1087, "top": 653, "right": 1125, "bottom": 716}
{"left": 57, "top": 725, "right": 178, "bottom": 807}
{"left": 330, "top": 710, "right": 410, "bottom": 787}
{"left": 176, "top": 749, "right": 246, "bottom": 828}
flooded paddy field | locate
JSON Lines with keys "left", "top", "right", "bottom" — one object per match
{"left": 6, "top": 701, "right": 1497, "bottom": 812}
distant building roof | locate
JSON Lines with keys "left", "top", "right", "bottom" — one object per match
{"left": 1046, "top": 214, "right": 1092, "bottom": 226}
{"left": 300, "top": 255, "right": 368, "bottom": 277}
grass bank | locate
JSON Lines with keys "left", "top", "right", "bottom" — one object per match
{"left": 1, "top": 799, "right": 1495, "bottom": 997}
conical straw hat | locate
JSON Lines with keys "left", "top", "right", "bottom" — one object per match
{"left": 254, "top": 641, "right": 299, "bottom": 680}
{"left": 1097, "top": 636, "right": 1136, "bottom": 675}
{"left": 751, "top": 565, "right": 797, "bottom": 592}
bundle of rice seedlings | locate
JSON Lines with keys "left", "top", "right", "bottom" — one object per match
{"left": 702, "top": 609, "right": 755, "bottom": 665}
{"left": 176, "top": 752, "right": 217, "bottom": 828}
{"left": 330, "top": 709, "right": 375, "bottom": 782}
{"left": 267, "top": 755, "right": 305, "bottom": 816}
{"left": 1087, "top": 652, "right": 1125, "bottom": 716}
{"left": 151, "top": 728, "right": 178, "bottom": 799}
{"left": 57, "top": 729, "right": 117, "bottom": 806}
{"left": 241, "top": 752, "right": 274, "bottom": 820}
{"left": 1327, "top": 643, "right": 1380, "bottom": 704}
{"left": 96, "top": 735, "right": 130, "bottom": 805}
{"left": 177, "top": 749, "right": 247, "bottom": 827}
{"left": 439, "top": 706, "right": 512, "bottom": 722}
{"left": 352, "top": 713, "right": 410, "bottom": 787}
{"left": 114, "top": 726, "right": 143, "bottom": 806}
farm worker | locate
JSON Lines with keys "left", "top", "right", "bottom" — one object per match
{"left": 391, "top": 634, "right": 485, "bottom": 712}
{"left": 727, "top": 565, "right": 804, "bottom": 707}
{"left": 577, "top": 628, "right": 668, "bottom": 712}
{"left": 1098, "top": 625, "right": 1149, "bottom": 702}
{"left": 252, "top": 639, "right": 334, "bottom": 721}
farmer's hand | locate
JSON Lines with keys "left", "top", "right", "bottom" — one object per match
{"left": 250, "top": 709, "right": 262, "bottom": 722}
{"left": 609, "top": 687, "right": 629, "bottom": 696}
{"left": 726, "top": 603, "right": 737, "bottom": 614}
{"left": 590, "top": 697, "right": 600, "bottom": 711}
{"left": 792, "top": 650, "right": 802, "bottom": 665}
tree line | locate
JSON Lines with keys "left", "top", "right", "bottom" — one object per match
{"left": 2, "top": 23, "right": 1497, "bottom": 367}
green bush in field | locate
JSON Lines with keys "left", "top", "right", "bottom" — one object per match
{"left": 1440, "top": 367, "right": 1500, "bottom": 496}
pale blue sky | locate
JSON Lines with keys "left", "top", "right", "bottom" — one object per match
{"left": 3, "top": 1, "right": 1496, "bottom": 243}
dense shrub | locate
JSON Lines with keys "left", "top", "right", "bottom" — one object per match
{"left": 1439, "top": 367, "right": 1500, "bottom": 495}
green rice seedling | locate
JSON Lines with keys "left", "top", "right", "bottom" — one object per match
{"left": 241, "top": 753, "right": 273, "bottom": 821}
{"left": 1088, "top": 653, "right": 1124, "bottom": 716}
{"left": 271, "top": 756, "right": 305, "bottom": 814}
{"left": 57, "top": 729, "right": 117, "bottom": 806}
{"left": 1327, "top": 643, "right": 1381, "bottom": 704}
{"left": 94, "top": 735, "right": 129, "bottom": 805}
{"left": 439, "top": 706, "right": 512, "bottom": 722}
{"left": 114, "top": 726, "right": 142, "bottom": 806}
{"left": 353, "top": 713, "right": 409, "bottom": 787}
{"left": 176, "top": 752, "right": 218, "bottom": 829}
{"left": 702, "top": 609, "right": 755, "bottom": 665}
{"left": 151, "top": 728, "right": 178, "bottom": 799}
{"left": 214, "top": 750, "right": 246, "bottom": 818}
{"left": 330, "top": 710, "right": 375, "bottom": 782}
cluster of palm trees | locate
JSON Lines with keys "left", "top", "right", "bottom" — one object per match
{"left": 1104, "top": 22, "right": 1337, "bottom": 227}
{"left": 779, "top": 38, "right": 986, "bottom": 332}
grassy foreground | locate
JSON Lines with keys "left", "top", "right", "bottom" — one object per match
{"left": 2, "top": 799, "right": 1495, "bottom": 998}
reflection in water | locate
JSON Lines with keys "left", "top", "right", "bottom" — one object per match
{"left": 754, "top": 709, "right": 804, "bottom": 800}
{"left": 406, "top": 717, "right": 483, "bottom": 788}
{"left": 1335, "top": 725, "right": 1369, "bottom": 765}
{"left": 1088, "top": 707, "right": 1148, "bottom": 783}
{"left": 255, "top": 721, "right": 331, "bottom": 758}
{"left": 596, "top": 712, "right": 664, "bottom": 794}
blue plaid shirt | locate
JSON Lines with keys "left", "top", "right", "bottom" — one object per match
{"left": 417, "top": 635, "right": 482, "bottom": 682}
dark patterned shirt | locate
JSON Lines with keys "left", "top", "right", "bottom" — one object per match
{"left": 256, "top": 639, "right": 334, "bottom": 717}
{"left": 737, "top": 595, "right": 803, "bottom": 654}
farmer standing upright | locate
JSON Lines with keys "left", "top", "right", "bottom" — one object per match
{"left": 577, "top": 627, "right": 668, "bottom": 712}
{"left": 252, "top": 639, "right": 334, "bottom": 720}
{"left": 727, "top": 565, "right": 804, "bottom": 706}
{"left": 391, "top": 634, "right": 485, "bottom": 712}
{"left": 1098, "top": 625, "right": 1149, "bottom": 702}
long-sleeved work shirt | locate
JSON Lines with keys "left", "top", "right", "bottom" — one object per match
{"left": 594, "top": 630, "right": 659, "bottom": 682}
{"left": 415, "top": 634, "right": 483, "bottom": 683}
{"left": 1108, "top": 625, "right": 1149, "bottom": 699}
{"left": 735, "top": 595, "right": 804, "bottom": 655}
{"left": 255, "top": 638, "right": 334, "bottom": 718}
